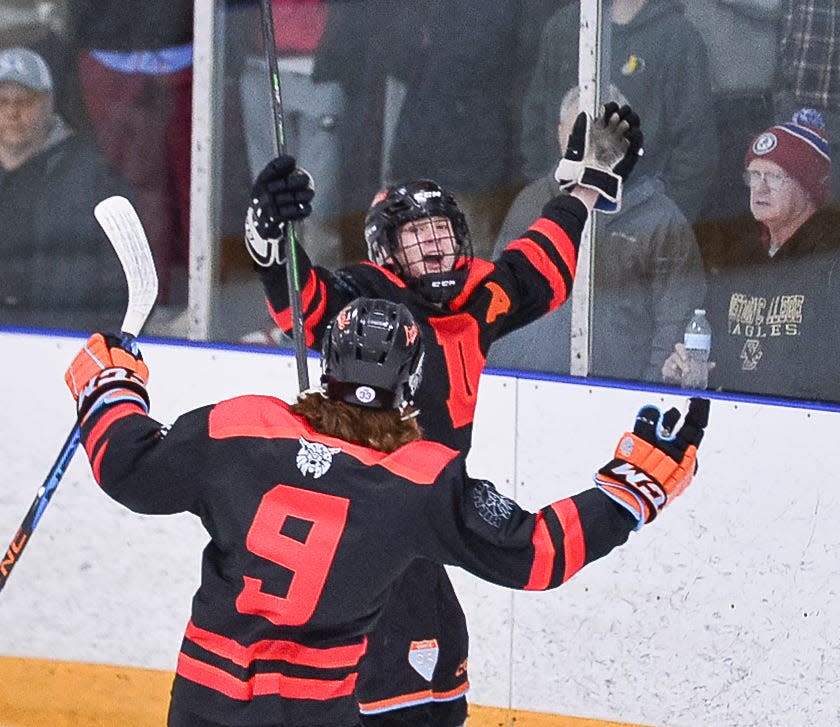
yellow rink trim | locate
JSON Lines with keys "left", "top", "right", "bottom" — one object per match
{"left": 0, "top": 656, "right": 645, "bottom": 727}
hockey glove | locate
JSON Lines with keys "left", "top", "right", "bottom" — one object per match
{"left": 65, "top": 333, "right": 150, "bottom": 421}
{"left": 554, "top": 102, "right": 644, "bottom": 213}
{"left": 594, "top": 397, "right": 709, "bottom": 529}
{"left": 246, "top": 154, "right": 314, "bottom": 267}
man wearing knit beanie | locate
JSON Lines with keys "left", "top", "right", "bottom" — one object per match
{"left": 744, "top": 108, "right": 831, "bottom": 209}
{"left": 661, "top": 108, "right": 840, "bottom": 403}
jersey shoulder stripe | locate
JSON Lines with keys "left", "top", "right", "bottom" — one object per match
{"left": 449, "top": 257, "right": 495, "bottom": 309}
{"left": 208, "top": 395, "right": 459, "bottom": 483}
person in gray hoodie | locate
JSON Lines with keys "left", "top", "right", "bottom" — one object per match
{"left": 490, "top": 85, "right": 706, "bottom": 381}
{"left": 0, "top": 47, "right": 135, "bottom": 331}
{"left": 520, "top": 0, "right": 718, "bottom": 223}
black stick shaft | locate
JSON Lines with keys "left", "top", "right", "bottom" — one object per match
{"left": 259, "top": 0, "right": 310, "bottom": 391}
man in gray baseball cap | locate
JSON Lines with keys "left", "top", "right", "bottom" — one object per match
{"left": 0, "top": 45, "right": 136, "bottom": 331}
{"left": 0, "top": 47, "right": 55, "bottom": 171}
{"left": 0, "top": 46, "right": 53, "bottom": 92}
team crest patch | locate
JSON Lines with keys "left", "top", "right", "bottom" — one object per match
{"left": 408, "top": 639, "right": 439, "bottom": 681}
{"left": 296, "top": 437, "right": 341, "bottom": 478}
{"left": 618, "top": 436, "right": 634, "bottom": 457}
{"left": 740, "top": 339, "right": 764, "bottom": 371}
{"left": 473, "top": 481, "right": 515, "bottom": 527}
{"left": 752, "top": 132, "right": 778, "bottom": 155}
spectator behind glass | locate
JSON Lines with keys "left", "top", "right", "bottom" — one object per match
{"left": 683, "top": 1, "right": 781, "bottom": 232}
{"left": 520, "top": 0, "right": 718, "bottom": 223}
{"left": 311, "top": 1, "right": 555, "bottom": 264}
{"left": 383, "top": 0, "right": 519, "bottom": 260}
{"left": 68, "top": 0, "right": 193, "bottom": 306}
{"left": 0, "top": 47, "right": 135, "bottom": 332}
{"left": 488, "top": 86, "right": 706, "bottom": 382}
{"left": 774, "top": 0, "right": 840, "bottom": 203}
{"left": 239, "top": 0, "right": 345, "bottom": 270}
{"left": 662, "top": 109, "right": 840, "bottom": 402}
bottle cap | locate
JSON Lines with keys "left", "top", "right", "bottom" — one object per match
{"left": 694, "top": 309, "right": 706, "bottom": 315}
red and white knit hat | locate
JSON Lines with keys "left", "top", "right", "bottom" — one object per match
{"left": 744, "top": 108, "right": 831, "bottom": 206}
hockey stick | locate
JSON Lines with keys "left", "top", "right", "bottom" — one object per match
{"left": 259, "top": 0, "right": 310, "bottom": 391}
{"left": 0, "top": 196, "right": 158, "bottom": 593}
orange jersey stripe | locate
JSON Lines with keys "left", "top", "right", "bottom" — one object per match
{"left": 524, "top": 513, "right": 556, "bottom": 591}
{"left": 83, "top": 402, "right": 145, "bottom": 463}
{"left": 208, "top": 396, "right": 460, "bottom": 484}
{"left": 507, "top": 239, "right": 568, "bottom": 308}
{"left": 176, "top": 652, "right": 357, "bottom": 701}
{"left": 184, "top": 620, "right": 367, "bottom": 669}
{"left": 270, "top": 269, "right": 325, "bottom": 345}
{"left": 551, "top": 499, "right": 586, "bottom": 582}
{"left": 358, "top": 680, "right": 468, "bottom": 713}
{"left": 529, "top": 216, "right": 578, "bottom": 275}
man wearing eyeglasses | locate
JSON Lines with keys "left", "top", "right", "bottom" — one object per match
{"left": 662, "top": 108, "right": 840, "bottom": 402}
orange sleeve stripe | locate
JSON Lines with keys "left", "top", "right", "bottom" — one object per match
{"left": 358, "top": 680, "right": 469, "bottom": 713}
{"left": 529, "top": 217, "right": 578, "bottom": 274}
{"left": 303, "top": 278, "right": 328, "bottom": 347}
{"left": 83, "top": 402, "right": 145, "bottom": 463}
{"left": 551, "top": 499, "right": 586, "bottom": 583}
{"left": 359, "top": 689, "right": 433, "bottom": 713}
{"left": 269, "top": 269, "right": 323, "bottom": 336}
{"left": 208, "top": 396, "right": 460, "bottom": 484}
{"left": 90, "top": 440, "right": 109, "bottom": 484}
{"left": 184, "top": 620, "right": 367, "bottom": 669}
{"left": 507, "top": 239, "right": 569, "bottom": 307}
{"left": 176, "top": 652, "right": 357, "bottom": 701}
{"left": 524, "top": 512, "right": 556, "bottom": 591}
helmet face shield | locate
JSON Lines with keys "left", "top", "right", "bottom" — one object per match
{"left": 321, "top": 297, "right": 424, "bottom": 409}
{"left": 364, "top": 181, "right": 473, "bottom": 299}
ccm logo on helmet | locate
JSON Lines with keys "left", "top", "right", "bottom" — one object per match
{"left": 412, "top": 189, "right": 442, "bottom": 203}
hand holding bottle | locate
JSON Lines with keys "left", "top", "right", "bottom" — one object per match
{"left": 662, "top": 309, "right": 715, "bottom": 388}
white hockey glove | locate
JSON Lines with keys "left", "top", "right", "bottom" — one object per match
{"left": 246, "top": 154, "right": 314, "bottom": 267}
{"left": 554, "top": 102, "right": 644, "bottom": 213}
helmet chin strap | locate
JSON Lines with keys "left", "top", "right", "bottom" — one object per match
{"left": 409, "top": 268, "right": 467, "bottom": 304}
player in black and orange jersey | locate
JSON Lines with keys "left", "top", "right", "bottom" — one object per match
{"left": 65, "top": 296, "right": 708, "bottom": 727}
{"left": 244, "top": 104, "right": 644, "bottom": 725}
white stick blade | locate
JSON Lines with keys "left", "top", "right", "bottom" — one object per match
{"left": 94, "top": 196, "right": 159, "bottom": 337}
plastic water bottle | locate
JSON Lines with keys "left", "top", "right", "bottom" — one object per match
{"left": 682, "top": 309, "right": 711, "bottom": 390}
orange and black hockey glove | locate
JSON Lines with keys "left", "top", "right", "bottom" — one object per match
{"left": 594, "top": 397, "right": 709, "bottom": 529}
{"left": 65, "top": 332, "right": 150, "bottom": 421}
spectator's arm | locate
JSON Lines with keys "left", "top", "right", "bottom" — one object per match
{"left": 645, "top": 209, "right": 708, "bottom": 381}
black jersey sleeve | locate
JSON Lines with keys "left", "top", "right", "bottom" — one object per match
{"left": 258, "top": 256, "right": 391, "bottom": 350}
{"left": 79, "top": 400, "right": 216, "bottom": 516}
{"left": 419, "top": 459, "right": 636, "bottom": 591}
{"left": 490, "top": 193, "right": 589, "bottom": 336}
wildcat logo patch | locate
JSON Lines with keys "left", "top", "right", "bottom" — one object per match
{"left": 296, "top": 437, "right": 341, "bottom": 478}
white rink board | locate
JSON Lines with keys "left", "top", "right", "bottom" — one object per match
{"left": 1, "top": 331, "right": 839, "bottom": 727}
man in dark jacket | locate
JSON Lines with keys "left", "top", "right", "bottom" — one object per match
{"left": 521, "top": 0, "right": 718, "bottom": 222}
{"left": 0, "top": 47, "right": 134, "bottom": 331}
{"left": 489, "top": 85, "right": 706, "bottom": 381}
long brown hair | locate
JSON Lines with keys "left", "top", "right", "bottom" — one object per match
{"left": 291, "top": 393, "right": 422, "bottom": 453}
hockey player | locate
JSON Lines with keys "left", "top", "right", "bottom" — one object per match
{"left": 244, "top": 103, "right": 643, "bottom": 725}
{"left": 65, "top": 297, "right": 709, "bottom": 727}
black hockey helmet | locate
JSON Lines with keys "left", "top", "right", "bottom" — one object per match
{"left": 321, "top": 297, "right": 424, "bottom": 410}
{"left": 364, "top": 180, "right": 473, "bottom": 302}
